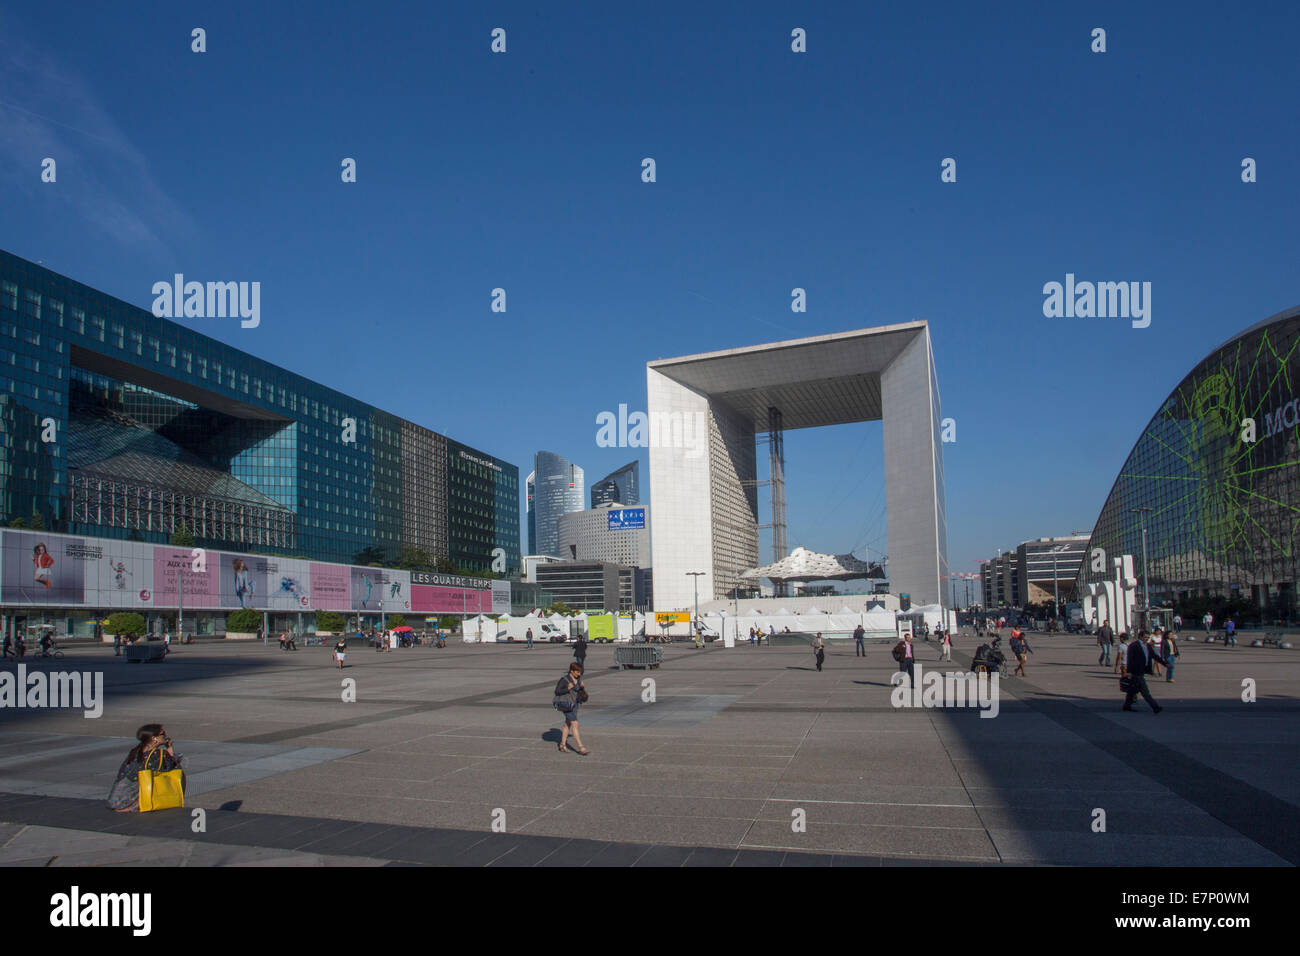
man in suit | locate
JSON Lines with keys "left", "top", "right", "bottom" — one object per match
{"left": 1123, "top": 630, "right": 1163, "bottom": 713}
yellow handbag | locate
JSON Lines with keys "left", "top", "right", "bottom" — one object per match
{"left": 138, "top": 746, "right": 185, "bottom": 812}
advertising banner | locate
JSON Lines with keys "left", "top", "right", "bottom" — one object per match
{"left": 608, "top": 507, "right": 646, "bottom": 530}
{"left": 351, "top": 567, "right": 385, "bottom": 611}
{"left": 656, "top": 611, "right": 690, "bottom": 625}
{"left": 94, "top": 541, "right": 155, "bottom": 608}
{"left": 255, "top": 556, "right": 312, "bottom": 610}
{"left": 491, "top": 580, "right": 511, "bottom": 614}
{"left": 152, "top": 547, "right": 218, "bottom": 607}
{"left": 411, "top": 584, "right": 493, "bottom": 614}
{"left": 309, "top": 562, "right": 350, "bottom": 611}
{"left": 1, "top": 530, "right": 91, "bottom": 604}
{"left": 219, "top": 552, "right": 268, "bottom": 609}
{"left": 381, "top": 569, "right": 412, "bottom": 612}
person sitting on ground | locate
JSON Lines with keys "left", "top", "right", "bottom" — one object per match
{"left": 106, "top": 724, "right": 185, "bottom": 812}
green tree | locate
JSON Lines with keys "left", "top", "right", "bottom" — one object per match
{"left": 435, "top": 557, "right": 457, "bottom": 573}
{"left": 387, "top": 613, "right": 406, "bottom": 628}
{"left": 27, "top": 513, "right": 45, "bottom": 531}
{"left": 227, "top": 608, "right": 262, "bottom": 633}
{"left": 170, "top": 523, "right": 195, "bottom": 547}
{"left": 316, "top": 610, "right": 347, "bottom": 632}
{"left": 394, "top": 545, "right": 434, "bottom": 571}
{"left": 7, "top": 517, "right": 26, "bottom": 529}
{"left": 106, "top": 612, "right": 146, "bottom": 639}
{"left": 546, "top": 601, "right": 575, "bottom": 616}
{"left": 353, "top": 546, "right": 386, "bottom": 566}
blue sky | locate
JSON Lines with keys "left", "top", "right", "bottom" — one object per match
{"left": 3, "top": 1, "right": 1298, "bottom": 594}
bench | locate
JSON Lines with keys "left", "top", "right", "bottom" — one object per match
{"left": 125, "top": 643, "right": 167, "bottom": 663}
{"left": 613, "top": 645, "right": 664, "bottom": 669}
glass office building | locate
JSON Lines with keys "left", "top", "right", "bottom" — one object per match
{"left": 0, "top": 250, "right": 519, "bottom": 575}
{"left": 531, "top": 451, "right": 583, "bottom": 558}
{"left": 1073, "top": 305, "right": 1300, "bottom": 622}
{"left": 590, "top": 460, "right": 640, "bottom": 508}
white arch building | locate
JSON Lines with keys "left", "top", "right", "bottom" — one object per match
{"left": 647, "top": 322, "right": 948, "bottom": 611}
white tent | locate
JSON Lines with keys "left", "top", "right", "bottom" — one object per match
{"left": 462, "top": 614, "right": 494, "bottom": 642}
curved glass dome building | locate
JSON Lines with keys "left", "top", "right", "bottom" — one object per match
{"left": 1073, "top": 305, "right": 1300, "bottom": 623}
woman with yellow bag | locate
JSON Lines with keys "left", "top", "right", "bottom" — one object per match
{"left": 106, "top": 724, "right": 186, "bottom": 812}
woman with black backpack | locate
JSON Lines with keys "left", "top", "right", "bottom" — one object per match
{"left": 553, "top": 662, "right": 591, "bottom": 756}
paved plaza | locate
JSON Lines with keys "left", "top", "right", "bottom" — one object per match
{"left": 0, "top": 633, "right": 1297, "bottom": 866}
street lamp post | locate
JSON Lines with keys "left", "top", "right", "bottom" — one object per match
{"left": 686, "top": 571, "right": 705, "bottom": 648}
{"left": 1130, "top": 507, "right": 1153, "bottom": 609}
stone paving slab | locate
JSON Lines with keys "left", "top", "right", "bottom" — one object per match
{"left": 0, "top": 635, "right": 1296, "bottom": 865}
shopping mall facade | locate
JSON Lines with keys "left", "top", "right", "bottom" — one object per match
{"left": 1073, "top": 305, "right": 1300, "bottom": 623}
{"left": 0, "top": 250, "right": 520, "bottom": 634}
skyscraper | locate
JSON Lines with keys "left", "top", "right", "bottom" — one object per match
{"left": 590, "top": 460, "right": 640, "bottom": 508}
{"left": 526, "top": 471, "right": 537, "bottom": 556}
{"left": 532, "top": 451, "right": 584, "bottom": 557}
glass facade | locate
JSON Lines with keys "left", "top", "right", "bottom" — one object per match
{"left": 1073, "top": 306, "right": 1300, "bottom": 623}
{"left": 0, "top": 250, "right": 519, "bottom": 575}
{"left": 591, "top": 460, "right": 640, "bottom": 508}
{"left": 531, "top": 451, "right": 584, "bottom": 558}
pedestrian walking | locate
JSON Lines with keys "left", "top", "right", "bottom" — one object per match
{"left": 1163, "top": 630, "right": 1179, "bottom": 682}
{"left": 553, "top": 662, "right": 590, "bottom": 755}
{"left": 768, "top": 624, "right": 775, "bottom": 644}
{"left": 573, "top": 633, "right": 588, "bottom": 668}
{"left": 1150, "top": 629, "right": 1165, "bottom": 677}
{"left": 892, "top": 633, "right": 915, "bottom": 686}
{"left": 1115, "top": 631, "right": 1130, "bottom": 676}
{"left": 1224, "top": 617, "right": 1237, "bottom": 647}
{"left": 334, "top": 635, "right": 347, "bottom": 669}
{"left": 813, "top": 633, "right": 825, "bottom": 671}
{"left": 853, "top": 624, "right": 865, "bottom": 657}
{"left": 1173, "top": 613, "right": 1182, "bottom": 633}
{"left": 1122, "top": 631, "right": 1163, "bottom": 713}
{"left": 939, "top": 628, "right": 952, "bottom": 661}
{"left": 1010, "top": 627, "right": 1030, "bottom": 676}
{"left": 1203, "top": 611, "right": 1213, "bottom": 635}
{"left": 1096, "top": 619, "right": 1114, "bottom": 666}
{"left": 526, "top": 627, "right": 534, "bottom": 649}
{"left": 113, "top": 632, "right": 122, "bottom": 657}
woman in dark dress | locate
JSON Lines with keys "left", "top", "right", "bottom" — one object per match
{"left": 554, "top": 662, "right": 590, "bottom": 756}
{"left": 106, "top": 724, "right": 184, "bottom": 812}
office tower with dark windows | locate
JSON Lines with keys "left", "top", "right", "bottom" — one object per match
{"left": 590, "top": 460, "right": 640, "bottom": 508}
{"left": 526, "top": 471, "right": 536, "bottom": 556}
{"left": 0, "top": 250, "right": 519, "bottom": 576}
{"left": 531, "top": 451, "right": 584, "bottom": 558}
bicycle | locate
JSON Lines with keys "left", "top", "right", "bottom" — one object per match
{"left": 32, "top": 645, "right": 65, "bottom": 659}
